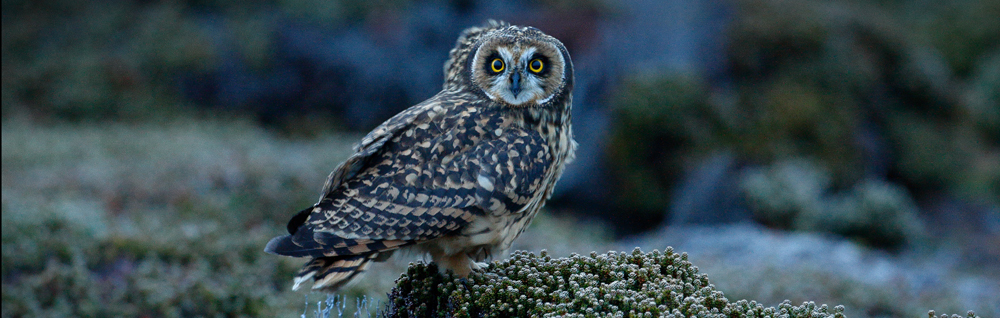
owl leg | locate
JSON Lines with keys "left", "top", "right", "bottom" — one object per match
{"left": 430, "top": 250, "right": 481, "bottom": 277}
{"left": 470, "top": 260, "right": 488, "bottom": 271}
{"left": 466, "top": 246, "right": 491, "bottom": 272}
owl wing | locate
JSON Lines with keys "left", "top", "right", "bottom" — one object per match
{"left": 317, "top": 95, "right": 439, "bottom": 198}
{"left": 265, "top": 106, "right": 551, "bottom": 258}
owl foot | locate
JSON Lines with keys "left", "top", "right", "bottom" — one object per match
{"left": 471, "top": 261, "right": 489, "bottom": 272}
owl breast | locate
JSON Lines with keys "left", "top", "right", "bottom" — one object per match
{"left": 416, "top": 92, "right": 576, "bottom": 261}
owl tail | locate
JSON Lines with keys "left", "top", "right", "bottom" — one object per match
{"left": 292, "top": 251, "right": 394, "bottom": 291}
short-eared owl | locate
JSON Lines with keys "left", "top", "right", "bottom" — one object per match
{"left": 265, "top": 20, "right": 576, "bottom": 292}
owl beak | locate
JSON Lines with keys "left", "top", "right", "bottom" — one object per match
{"left": 510, "top": 72, "right": 522, "bottom": 97}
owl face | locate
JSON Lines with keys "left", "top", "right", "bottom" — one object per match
{"left": 469, "top": 29, "right": 568, "bottom": 107}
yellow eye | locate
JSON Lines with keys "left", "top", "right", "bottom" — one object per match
{"left": 529, "top": 58, "right": 544, "bottom": 73}
{"left": 490, "top": 58, "right": 505, "bottom": 73}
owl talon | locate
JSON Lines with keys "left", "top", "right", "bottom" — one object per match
{"left": 471, "top": 261, "right": 488, "bottom": 272}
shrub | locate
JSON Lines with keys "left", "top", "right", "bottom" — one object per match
{"left": 385, "top": 248, "right": 856, "bottom": 318}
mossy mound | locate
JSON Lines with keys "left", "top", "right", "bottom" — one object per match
{"left": 385, "top": 248, "right": 850, "bottom": 318}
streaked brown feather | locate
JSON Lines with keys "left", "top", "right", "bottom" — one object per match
{"left": 266, "top": 20, "right": 575, "bottom": 292}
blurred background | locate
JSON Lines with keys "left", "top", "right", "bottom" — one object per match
{"left": 2, "top": 0, "right": 998, "bottom": 317}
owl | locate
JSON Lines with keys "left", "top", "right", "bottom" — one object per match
{"left": 265, "top": 20, "right": 576, "bottom": 292}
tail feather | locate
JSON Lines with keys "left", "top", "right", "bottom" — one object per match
{"left": 293, "top": 252, "right": 390, "bottom": 291}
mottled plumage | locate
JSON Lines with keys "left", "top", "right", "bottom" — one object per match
{"left": 265, "top": 20, "right": 576, "bottom": 292}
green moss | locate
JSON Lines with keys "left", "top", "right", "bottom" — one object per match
{"left": 385, "top": 248, "right": 852, "bottom": 318}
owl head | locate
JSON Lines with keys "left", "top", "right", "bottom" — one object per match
{"left": 446, "top": 21, "right": 573, "bottom": 108}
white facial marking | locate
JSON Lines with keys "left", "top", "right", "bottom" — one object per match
{"left": 536, "top": 92, "right": 556, "bottom": 105}
{"left": 535, "top": 46, "right": 566, "bottom": 105}
{"left": 520, "top": 47, "right": 537, "bottom": 66}
{"left": 497, "top": 47, "right": 514, "bottom": 65}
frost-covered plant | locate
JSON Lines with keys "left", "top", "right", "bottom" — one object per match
{"left": 740, "top": 159, "right": 925, "bottom": 249}
{"left": 384, "top": 248, "right": 852, "bottom": 318}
